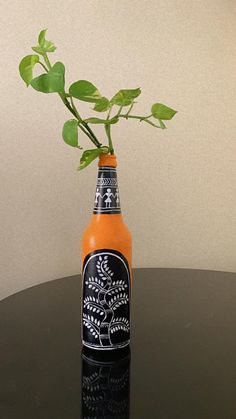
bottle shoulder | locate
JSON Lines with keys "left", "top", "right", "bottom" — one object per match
{"left": 82, "top": 214, "right": 132, "bottom": 267}
{"left": 83, "top": 214, "right": 130, "bottom": 233}
{"left": 82, "top": 214, "right": 132, "bottom": 242}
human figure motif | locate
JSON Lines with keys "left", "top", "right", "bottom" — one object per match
{"left": 95, "top": 188, "right": 101, "bottom": 206}
{"left": 102, "top": 188, "right": 115, "bottom": 208}
{"left": 114, "top": 188, "right": 120, "bottom": 207}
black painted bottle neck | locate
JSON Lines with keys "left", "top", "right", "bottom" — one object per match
{"left": 93, "top": 164, "right": 121, "bottom": 214}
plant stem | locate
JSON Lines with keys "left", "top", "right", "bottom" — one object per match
{"left": 107, "top": 104, "right": 113, "bottom": 120}
{"left": 105, "top": 107, "right": 114, "bottom": 154}
{"left": 41, "top": 53, "right": 102, "bottom": 147}
{"left": 42, "top": 53, "right": 52, "bottom": 70}
{"left": 119, "top": 114, "right": 163, "bottom": 129}
{"left": 82, "top": 119, "right": 102, "bottom": 147}
{"left": 119, "top": 114, "right": 147, "bottom": 121}
{"left": 70, "top": 98, "right": 100, "bottom": 146}
{"left": 125, "top": 102, "right": 134, "bottom": 116}
{"left": 105, "top": 124, "right": 114, "bottom": 154}
{"left": 38, "top": 61, "right": 48, "bottom": 72}
{"left": 70, "top": 97, "right": 82, "bottom": 121}
{"left": 68, "top": 97, "right": 101, "bottom": 147}
{"left": 117, "top": 105, "right": 123, "bottom": 116}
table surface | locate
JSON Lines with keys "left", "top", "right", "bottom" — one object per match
{"left": 1, "top": 268, "right": 236, "bottom": 418}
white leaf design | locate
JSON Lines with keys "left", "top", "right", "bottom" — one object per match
{"left": 83, "top": 253, "right": 129, "bottom": 344}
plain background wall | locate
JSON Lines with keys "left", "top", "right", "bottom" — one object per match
{"left": 0, "top": 0, "right": 236, "bottom": 300}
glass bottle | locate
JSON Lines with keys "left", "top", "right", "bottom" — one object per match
{"left": 81, "top": 154, "right": 132, "bottom": 351}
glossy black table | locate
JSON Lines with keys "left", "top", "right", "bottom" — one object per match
{"left": 1, "top": 268, "right": 236, "bottom": 418}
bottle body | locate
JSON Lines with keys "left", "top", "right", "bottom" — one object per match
{"left": 81, "top": 155, "right": 132, "bottom": 351}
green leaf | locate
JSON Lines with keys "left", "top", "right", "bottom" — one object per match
{"left": 84, "top": 117, "right": 118, "bottom": 125}
{"left": 43, "top": 41, "right": 56, "bottom": 53}
{"left": 19, "top": 55, "right": 39, "bottom": 86}
{"left": 62, "top": 119, "right": 78, "bottom": 147}
{"left": 30, "top": 62, "right": 65, "bottom": 93}
{"left": 93, "top": 97, "right": 110, "bottom": 112}
{"left": 151, "top": 103, "right": 177, "bottom": 120}
{"left": 38, "top": 29, "right": 47, "bottom": 46}
{"left": 32, "top": 29, "right": 56, "bottom": 55}
{"left": 69, "top": 80, "right": 101, "bottom": 103}
{"left": 111, "top": 88, "right": 141, "bottom": 106}
{"left": 78, "top": 147, "right": 109, "bottom": 171}
{"left": 32, "top": 46, "right": 45, "bottom": 54}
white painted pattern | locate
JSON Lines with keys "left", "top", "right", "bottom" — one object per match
{"left": 94, "top": 185, "right": 120, "bottom": 209}
{"left": 97, "top": 178, "right": 118, "bottom": 186}
{"left": 82, "top": 252, "right": 130, "bottom": 350}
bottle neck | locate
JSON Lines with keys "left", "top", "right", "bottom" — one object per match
{"left": 93, "top": 165, "right": 121, "bottom": 214}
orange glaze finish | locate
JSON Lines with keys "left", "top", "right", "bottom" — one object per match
{"left": 98, "top": 154, "right": 117, "bottom": 168}
{"left": 82, "top": 213, "right": 132, "bottom": 275}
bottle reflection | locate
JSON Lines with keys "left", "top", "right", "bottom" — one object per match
{"left": 81, "top": 347, "right": 130, "bottom": 419}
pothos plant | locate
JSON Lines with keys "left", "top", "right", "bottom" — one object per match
{"left": 19, "top": 29, "right": 177, "bottom": 170}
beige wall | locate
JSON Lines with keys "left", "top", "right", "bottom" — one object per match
{"left": 0, "top": 0, "right": 236, "bottom": 300}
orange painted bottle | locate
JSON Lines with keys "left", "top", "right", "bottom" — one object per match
{"left": 81, "top": 154, "right": 132, "bottom": 352}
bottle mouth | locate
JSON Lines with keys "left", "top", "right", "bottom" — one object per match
{"left": 98, "top": 154, "right": 117, "bottom": 168}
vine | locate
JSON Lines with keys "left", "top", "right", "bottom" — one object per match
{"left": 19, "top": 29, "right": 177, "bottom": 170}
